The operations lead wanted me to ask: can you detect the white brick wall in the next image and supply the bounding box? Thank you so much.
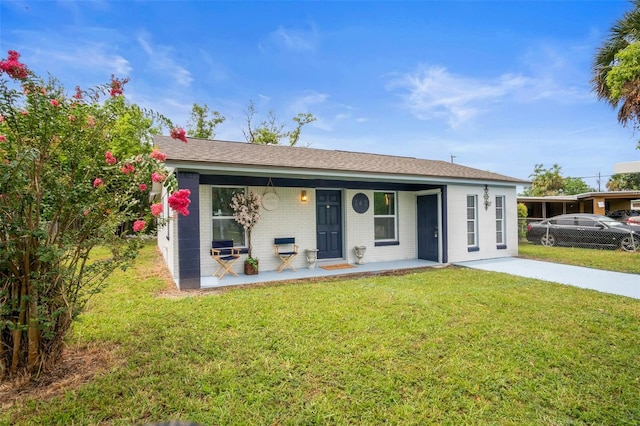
[343,189,417,264]
[446,184,519,263]
[200,185,318,276]
[156,187,179,284]
[160,183,519,280]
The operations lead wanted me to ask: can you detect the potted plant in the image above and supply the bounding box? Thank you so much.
[230,191,262,275]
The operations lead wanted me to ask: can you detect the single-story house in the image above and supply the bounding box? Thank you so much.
[154,136,528,290]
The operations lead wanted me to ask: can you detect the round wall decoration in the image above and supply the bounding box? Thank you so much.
[262,192,279,211]
[352,193,369,214]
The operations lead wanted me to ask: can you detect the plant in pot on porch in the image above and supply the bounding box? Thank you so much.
[230,191,262,275]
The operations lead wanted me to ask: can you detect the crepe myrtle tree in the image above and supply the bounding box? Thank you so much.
[0,50,191,379]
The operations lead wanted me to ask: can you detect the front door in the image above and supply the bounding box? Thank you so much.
[316,190,343,259]
[417,194,439,262]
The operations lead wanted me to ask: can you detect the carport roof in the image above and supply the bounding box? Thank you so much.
[154,136,528,184]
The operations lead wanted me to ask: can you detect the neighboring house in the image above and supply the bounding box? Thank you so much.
[519,191,640,222]
[155,136,528,290]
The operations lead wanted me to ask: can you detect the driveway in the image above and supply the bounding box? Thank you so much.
[456,257,640,300]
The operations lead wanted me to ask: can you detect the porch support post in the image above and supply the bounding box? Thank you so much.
[176,172,201,290]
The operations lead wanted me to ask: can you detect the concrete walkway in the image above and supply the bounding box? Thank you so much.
[456,257,640,300]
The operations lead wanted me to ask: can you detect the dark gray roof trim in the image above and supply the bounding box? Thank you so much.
[154,136,528,184]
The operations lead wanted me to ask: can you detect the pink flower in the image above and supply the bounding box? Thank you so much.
[105,151,117,165]
[69,115,76,122]
[0,50,29,80]
[93,178,104,188]
[170,127,188,143]
[139,183,147,191]
[151,203,163,217]
[151,171,166,183]
[50,99,59,107]
[168,189,191,216]
[0,115,4,122]
[133,220,146,233]
[109,75,128,97]
[88,116,95,127]
[21,111,28,116]
[121,163,135,174]
[150,149,167,161]
[0,135,5,142]
[74,86,82,99]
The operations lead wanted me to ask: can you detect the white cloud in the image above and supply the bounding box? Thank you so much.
[387,65,529,128]
[53,44,132,76]
[266,24,319,52]
[137,33,193,87]
[516,41,593,104]
[289,91,329,113]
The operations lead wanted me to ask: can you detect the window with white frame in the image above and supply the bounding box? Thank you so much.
[374,191,397,241]
[467,195,478,248]
[211,186,246,245]
[495,195,506,246]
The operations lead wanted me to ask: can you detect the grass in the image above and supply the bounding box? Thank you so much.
[518,240,640,274]
[2,242,639,425]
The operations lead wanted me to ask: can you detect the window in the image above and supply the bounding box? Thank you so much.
[212,187,246,245]
[374,191,397,242]
[467,195,478,249]
[495,195,506,248]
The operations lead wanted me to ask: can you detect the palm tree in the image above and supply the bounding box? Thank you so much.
[591,0,640,126]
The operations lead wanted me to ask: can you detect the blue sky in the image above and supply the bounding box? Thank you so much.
[2,1,639,190]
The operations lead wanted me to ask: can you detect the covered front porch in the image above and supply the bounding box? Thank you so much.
[199,258,440,289]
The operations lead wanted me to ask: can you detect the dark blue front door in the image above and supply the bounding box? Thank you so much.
[316,190,342,259]
[417,194,439,262]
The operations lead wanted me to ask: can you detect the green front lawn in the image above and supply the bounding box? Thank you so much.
[518,240,640,274]
[3,243,639,425]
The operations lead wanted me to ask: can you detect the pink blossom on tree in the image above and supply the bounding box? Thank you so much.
[170,127,188,143]
[105,151,117,165]
[109,75,128,97]
[151,203,163,217]
[151,171,166,182]
[93,178,104,188]
[168,189,191,216]
[150,149,167,161]
[133,220,146,232]
[0,50,28,79]
[121,162,135,174]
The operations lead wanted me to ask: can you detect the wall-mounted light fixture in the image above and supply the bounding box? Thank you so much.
[300,190,308,203]
[483,185,492,210]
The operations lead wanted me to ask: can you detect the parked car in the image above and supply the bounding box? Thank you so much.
[526,213,640,252]
[607,209,640,226]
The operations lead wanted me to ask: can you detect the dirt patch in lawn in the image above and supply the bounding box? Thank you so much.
[0,343,124,411]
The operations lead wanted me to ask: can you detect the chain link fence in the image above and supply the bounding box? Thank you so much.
[521,216,639,252]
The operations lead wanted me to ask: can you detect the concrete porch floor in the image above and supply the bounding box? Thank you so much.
[201,259,440,289]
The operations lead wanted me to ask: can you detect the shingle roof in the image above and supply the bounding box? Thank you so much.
[154,136,528,184]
